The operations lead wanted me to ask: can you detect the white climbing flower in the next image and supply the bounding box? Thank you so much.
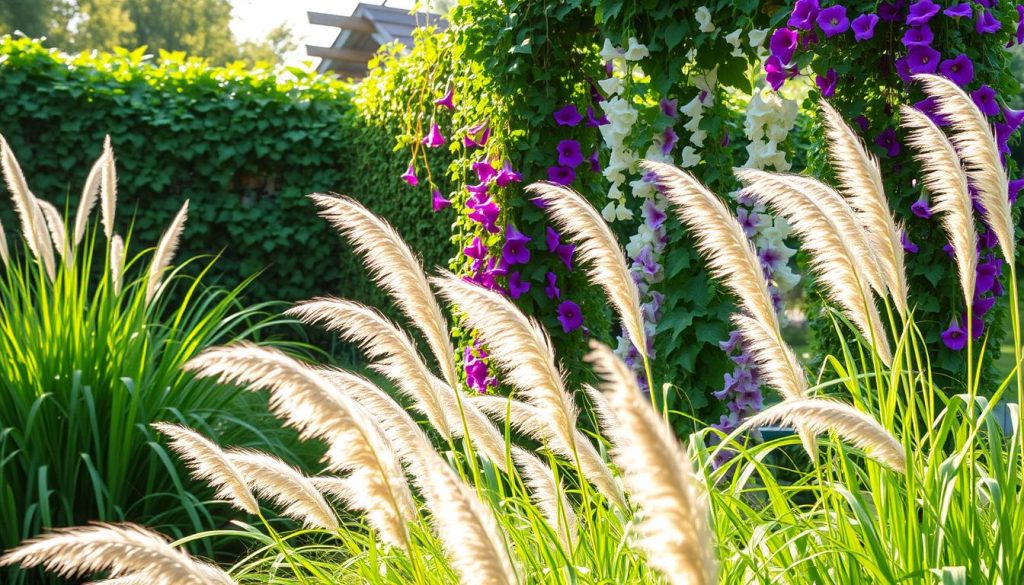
[696,6,715,32]
[624,37,649,61]
[680,146,701,168]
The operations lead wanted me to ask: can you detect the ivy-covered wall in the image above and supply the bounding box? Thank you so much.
[0,36,454,307]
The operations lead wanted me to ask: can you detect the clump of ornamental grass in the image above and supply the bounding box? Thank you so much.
[5,73,1024,585]
[0,136,303,584]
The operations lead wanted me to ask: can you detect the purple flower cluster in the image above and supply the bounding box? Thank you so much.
[712,331,764,437]
[547,104,605,185]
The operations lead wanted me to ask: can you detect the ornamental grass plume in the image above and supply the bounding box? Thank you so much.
[818,99,909,316]
[587,341,717,585]
[0,135,55,280]
[36,199,69,262]
[225,449,340,531]
[0,523,234,585]
[109,234,125,295]
[73,145,106,246]
[146,200,189,304]
[100,135,117,241]
[185,344,414,549]
[736,167,893,365]
[310,193,460,390]
[511,446,578,549]
[0,219,8,266]
[900,106,978,305]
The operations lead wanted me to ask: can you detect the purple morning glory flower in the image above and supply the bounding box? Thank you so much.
[401,164,418,186]
[660,98,678,118]
[902,24,934,46]
[432,190,451,212]
[434,87,455,110]
[875,128,901,157]
[943,242,956,259]
[759,246,785,273]
[588,149,601,172]
[1004,107,1024,132]
[495,160,522,186]
[854,115,870,132]
[473,160,496,183]
[545,226,560,252]
[737,207,762,237]
[977,261,999,293]
[508,271,530,299]
[901,232,919,253]
[941,320,968,350]
[939,54,974,86]
[1017,5,1024,44]
[422,122,445,148]
[788,0,820,30]
[548,165,576,185]
[463,236,487,260]
[765,55,791,91]
[502,224,531,265]
[906,44,940,74]
[916,96,949,126]
[943,3,972,18]
[980,228,999,250]
[972,85,1000,116]
[1009,178,1024,204]
[553,104,583,127]
[557,140,584,168]
[556,243,575,270]
[906,0,940,25]
[974,294,996,316]
[976,9,1001,34]
[816,68,838,97]
[770,28,799,64]
[544,271,560,299]
[719,330,742,353]
[661,127,679,155]
[895,57,914,83]
[911,197,932,218]
[851,13,880,40]
[995,122,1014,155]
[468,197,500,233]
[557,300,583,333]
[816,5,849,36]
[586,106,610,127]
[642,199,667,230]
[466,182,489,200]
[463,121,490,148]
[879,1,905,21]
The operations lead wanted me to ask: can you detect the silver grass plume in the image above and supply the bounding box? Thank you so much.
[226,449,339,530]
[511,446,578,549]
[901,106,978,304]
[287,298,452,440]
[915,74,1014,264]
[435,375,511,472]
[737,398,906,474]
[0,218,8,267]
[472,394,625,507]
[151,422,259,515]
[185,344,414,549]
[0,523,234,585]
[432,275,580,460]
[310,193,459,389]
[419,452,520,585]
[74,147,106,247]
[819,99,909,315]
[587,342,717,585]
[737,168,893,365]
[146,200,188,304]
[527,182,647,358]
[110,234,125,296]
[0,135,55,280]
[36,198,69,262]
[100,136,117,241]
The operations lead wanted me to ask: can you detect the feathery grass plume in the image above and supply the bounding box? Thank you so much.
[915,74,1014,264]
[100,136,117,241]
[472,394,625,507]
[310,193,459,389]
[0,135,55,280]
[0,218,8,266]
[419,452,520,585]
[310,476,355,503]
[737,398,906,474]
[146,200,188,304]
[819,99,909,316]
[432,274,582,452]
[226,449,339,530]
[151,422,259,515]
[434,377,511,472]
[74,147,106,247]
[901,106,978,304]
[587,341,717,585]
[287,298,452,440]
[737,168,893,365]
[511,446,578,549]
[110,234,125,295]
[89,574,149,585]
[645,162,809,401]
[36,199,69,262]
[0,523,235,585]
[185,344,414,548]
[527,182,647,358]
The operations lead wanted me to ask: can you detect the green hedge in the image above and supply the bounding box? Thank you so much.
[0,37,453,307]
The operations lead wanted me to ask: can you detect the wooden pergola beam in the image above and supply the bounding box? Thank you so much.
[307,11,376,33]
[305,45,376,64]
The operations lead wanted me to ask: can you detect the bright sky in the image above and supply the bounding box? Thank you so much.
[229,0,416,68]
